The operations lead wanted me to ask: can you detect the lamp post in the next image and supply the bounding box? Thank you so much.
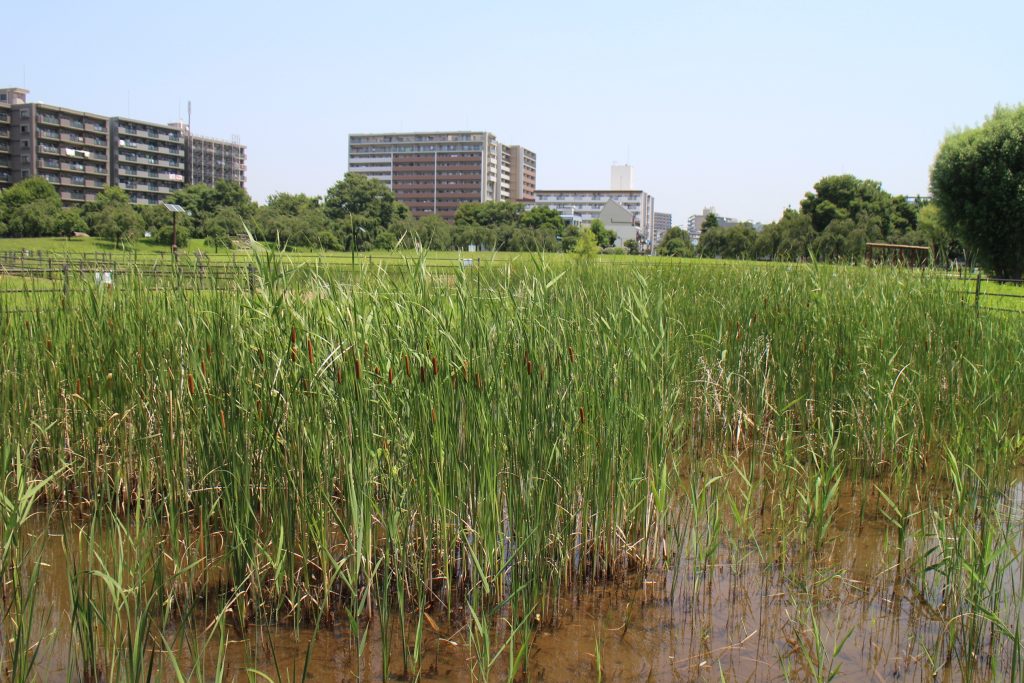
[163,203,186,262]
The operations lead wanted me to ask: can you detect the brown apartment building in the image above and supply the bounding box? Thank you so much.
[0,87,246,204]
[347,131,536,220]
[3,88,111,203]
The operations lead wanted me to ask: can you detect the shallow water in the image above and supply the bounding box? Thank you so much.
[17,477,1024,682]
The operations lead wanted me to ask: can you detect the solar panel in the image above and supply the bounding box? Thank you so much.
[163,203,186,213]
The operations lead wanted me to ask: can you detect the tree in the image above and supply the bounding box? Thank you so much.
[0,178,64,237]
[914,203,956,263]
[204,207,244,251]
[931,104,1024,278]
[624,239,640,255]
[55,208,87,239]
[698,223,757,260]
[519,206,565,232]
[455,201,523,227]
[574,226,599,258]
[657,227,694,257]
[324,173,407,251]
[800,174,911,238]
[84,186,143,247]
[94,204,143,248]
[701,211,720,231]
[588,219,617,248]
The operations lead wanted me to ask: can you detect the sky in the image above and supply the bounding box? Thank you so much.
[5,0,1023,224]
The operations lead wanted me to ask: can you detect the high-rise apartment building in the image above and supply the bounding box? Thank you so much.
[187,134,247,188]
[0,89,14,189]
[347,131,536,219]
[171,123,247,189]
[610,164,634,191]
[653,211,673,245]
[110,117,186,205]
[0,88,245,205]
[4,88,111,204]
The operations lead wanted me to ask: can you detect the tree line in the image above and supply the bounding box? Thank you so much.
[0,173,621,254]
[656,175,952,264]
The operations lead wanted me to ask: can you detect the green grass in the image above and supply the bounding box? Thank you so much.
[2,255,1024,680]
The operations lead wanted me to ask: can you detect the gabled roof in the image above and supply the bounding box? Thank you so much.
[598,200,636,225]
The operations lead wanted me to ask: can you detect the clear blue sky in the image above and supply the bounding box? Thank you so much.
[5,0,1022,224]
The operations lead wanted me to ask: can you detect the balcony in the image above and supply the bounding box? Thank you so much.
[37,128,60,140]
[38,114,60,125]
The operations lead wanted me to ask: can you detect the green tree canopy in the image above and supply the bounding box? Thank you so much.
[324,173,408,250]
[0,178,64,237]
[698,223,757,260]
[931,104,1024,278]
[657,226,694,257]
[800,174,912,238]
[455,201,524,227]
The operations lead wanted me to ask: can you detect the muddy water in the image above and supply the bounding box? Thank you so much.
[18,478,1024,682]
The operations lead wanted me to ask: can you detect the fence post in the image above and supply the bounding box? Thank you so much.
[248,263,256,295]
[975,272,982,311]
[63,264,70,298]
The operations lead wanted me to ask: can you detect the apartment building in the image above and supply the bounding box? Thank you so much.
[3,88,111,204]
[347,131,536,219]
[187,134,246,188]
[0,87,245,205]
[686,207,740,243]
[0,89,14,189]
[534,189,656,244]
[110,117,187,205]
[653,211,673,245]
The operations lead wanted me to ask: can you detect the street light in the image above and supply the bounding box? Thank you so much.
[163,203,186,260]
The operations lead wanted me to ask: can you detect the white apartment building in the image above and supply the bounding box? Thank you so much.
[534,189,656,245]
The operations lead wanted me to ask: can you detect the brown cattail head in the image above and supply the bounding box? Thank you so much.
[220,409,226,432]
[307,338,314,364]
[579,406,585,423]
[388,367,394,384]
[290,327,296,345]
[290,346,297,363]
[569,346,575,362]
[336,366,343,384]
[432,356,438,376]
[187,373,196,396]
[431,408,436,423]
[354,358,361,381]
[46,338,52,351]
[258,348,265,364]
[76,378,81,395]
[404,355,411,377]
[527,360,533,376]
[475,372,482,390]
[420,366,426,384]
